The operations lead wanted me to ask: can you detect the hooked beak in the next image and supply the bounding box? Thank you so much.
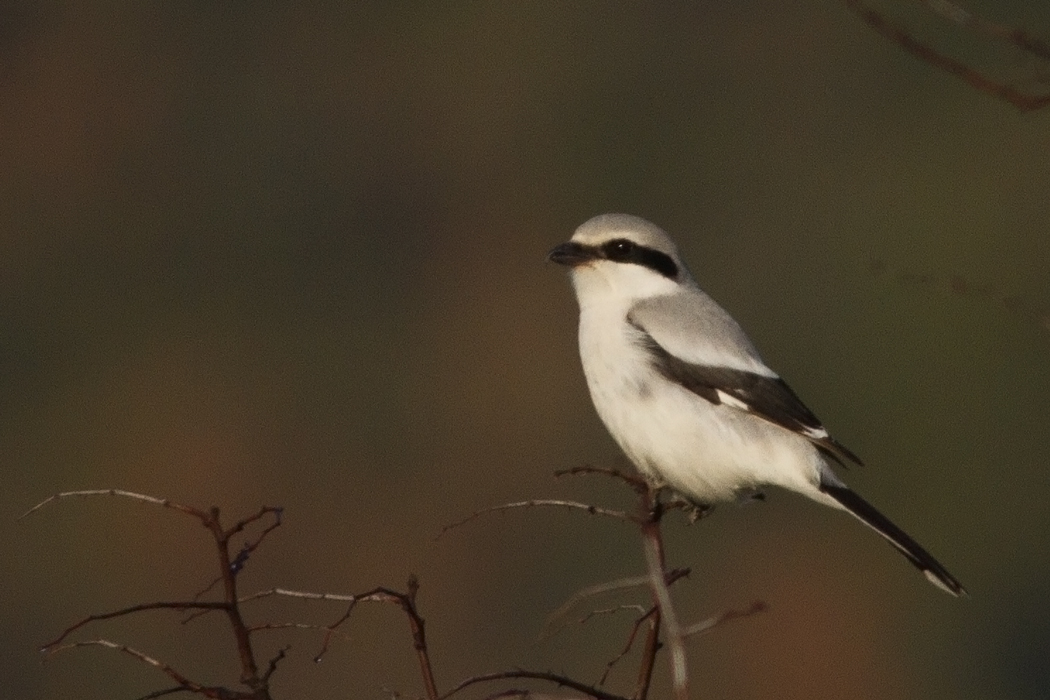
[548,241,597,267]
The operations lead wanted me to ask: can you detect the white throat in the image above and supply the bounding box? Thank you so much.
[570,261,681,311]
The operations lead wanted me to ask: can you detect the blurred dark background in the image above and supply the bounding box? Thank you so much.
[4,2,1050,698]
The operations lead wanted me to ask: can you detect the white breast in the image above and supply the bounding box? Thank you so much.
[576,298,823,503]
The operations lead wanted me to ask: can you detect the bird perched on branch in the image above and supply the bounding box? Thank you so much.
[549,213,965,596]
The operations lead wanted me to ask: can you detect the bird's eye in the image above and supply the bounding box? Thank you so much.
[603,239,635,260]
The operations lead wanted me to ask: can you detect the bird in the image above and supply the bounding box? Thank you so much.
[548,213,965,596]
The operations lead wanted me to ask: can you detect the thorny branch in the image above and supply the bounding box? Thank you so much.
[30,470,765,700]
[27,491,286,699]
[26,489,447,700]
[441,469,765,700]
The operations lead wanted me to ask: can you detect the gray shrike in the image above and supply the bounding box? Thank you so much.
[549,213,964,596]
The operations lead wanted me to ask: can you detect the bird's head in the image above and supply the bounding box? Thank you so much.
[549,213,695,305]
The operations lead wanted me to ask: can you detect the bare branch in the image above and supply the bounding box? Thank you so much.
[33,472,761,700]
[640,528,687,700]
[47,639,245,699]
[313,600,360,663]
[29,495,287,697]
[541,568,690,641]
[42,601,228,651]
[189,576,223,607]
[575,605,649,627]
[682,601,768,639]
[439,670,631,700]
[596,606,656,688]
[224,506,283,542]
[134,687,194,700]
[405,575,441,700]
[185,507,284,623]
[633,607,660,700]
[21,490,207,521]
[540,576,649,640]
[261,646,290,684]
[553,466,649,493]
[225,506,284,575]
[254,582,438,698]
[194,506,261,690]
[235,585,409,663]
[438,500,633,540]
[240,586,395,605]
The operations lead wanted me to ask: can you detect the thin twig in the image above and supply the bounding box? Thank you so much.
[21,490,207,520]
[541,568,690,641]
[596,606,656,687]
[247,622,352,638]
[189,576,223,608]
[553,466,650,494]
[225,506,284,575]
[188,507,284,619]
[234,584,407,662]
[260,582,438,698]
[314,600,361,662]
[633,606,660,700]
[479,692,584,700]
[681,600,768,639]
[540,576,649,640]
[439,670,631,700]
[438,499,633,540]
[261,646,290,684]
[576,604,648,627]
[134,687,194,700]
[223,506,283,542]
[42,602,229,651]
[239,587,366,604]
[47,639,243,699]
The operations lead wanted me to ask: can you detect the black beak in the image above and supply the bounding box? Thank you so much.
[548,241,596,267]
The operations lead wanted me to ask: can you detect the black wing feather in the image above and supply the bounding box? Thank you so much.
[630,322,863,467]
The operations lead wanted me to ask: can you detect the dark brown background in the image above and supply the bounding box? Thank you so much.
[4,2,1049,698]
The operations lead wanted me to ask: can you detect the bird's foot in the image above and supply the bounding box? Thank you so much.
[663,494,715,523]
[640,473,668,491]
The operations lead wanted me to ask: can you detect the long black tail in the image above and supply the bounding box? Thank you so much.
[820,482,967,597]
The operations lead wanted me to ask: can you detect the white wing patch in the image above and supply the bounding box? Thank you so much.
[717,390,831,440]
[802,426,830,440]
[715,390,751,411]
